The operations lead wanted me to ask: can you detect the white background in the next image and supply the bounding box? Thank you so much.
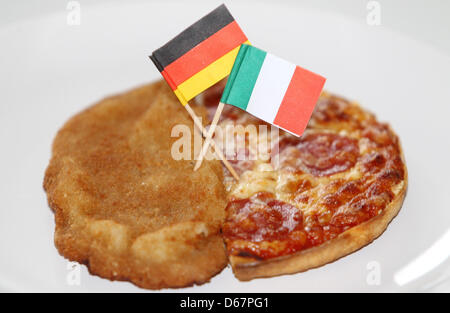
[2,0,450,55]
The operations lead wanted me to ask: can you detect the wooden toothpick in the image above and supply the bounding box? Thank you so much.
[194,101,225,171]
[184,103,239,181]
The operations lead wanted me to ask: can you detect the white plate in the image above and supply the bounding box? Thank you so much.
[0,0,449,292]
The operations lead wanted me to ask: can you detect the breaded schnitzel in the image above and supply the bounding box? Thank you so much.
[44,81,228,289]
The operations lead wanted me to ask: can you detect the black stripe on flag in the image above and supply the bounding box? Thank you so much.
[150,4,234,71]
[149,54,164,72]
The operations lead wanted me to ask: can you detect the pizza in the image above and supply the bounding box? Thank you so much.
[199,82,407,281]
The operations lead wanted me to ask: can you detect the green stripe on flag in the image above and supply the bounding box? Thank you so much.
[221,44,266,110]
[221,45,248,103]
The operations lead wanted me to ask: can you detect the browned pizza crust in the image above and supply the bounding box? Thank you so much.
[230,155,407,281]
[44,81,228,289]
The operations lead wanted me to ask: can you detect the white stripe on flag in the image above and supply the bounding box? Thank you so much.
[245,53,296,123]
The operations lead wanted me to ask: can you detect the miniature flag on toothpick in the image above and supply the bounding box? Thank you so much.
[149,4,245,181]
[194,44,326,170]
[150,4,250,105]
[221,44,326,137]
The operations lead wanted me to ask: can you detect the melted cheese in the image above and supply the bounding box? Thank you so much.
[229,163,277,198]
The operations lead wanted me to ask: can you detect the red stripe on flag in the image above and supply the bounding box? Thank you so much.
[164,21,248,87]
[273,66,326,136]
[161,70,177,90]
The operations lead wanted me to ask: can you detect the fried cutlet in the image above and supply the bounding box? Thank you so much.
[43,81,228,289]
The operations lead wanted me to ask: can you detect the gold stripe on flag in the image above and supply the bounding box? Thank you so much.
[174,41,250,105]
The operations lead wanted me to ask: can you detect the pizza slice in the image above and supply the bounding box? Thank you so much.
[200,85,407,280]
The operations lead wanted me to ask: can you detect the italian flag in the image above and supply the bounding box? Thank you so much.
[221,44,326,137]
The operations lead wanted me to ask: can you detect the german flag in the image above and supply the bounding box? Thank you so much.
[150,4,249,105]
